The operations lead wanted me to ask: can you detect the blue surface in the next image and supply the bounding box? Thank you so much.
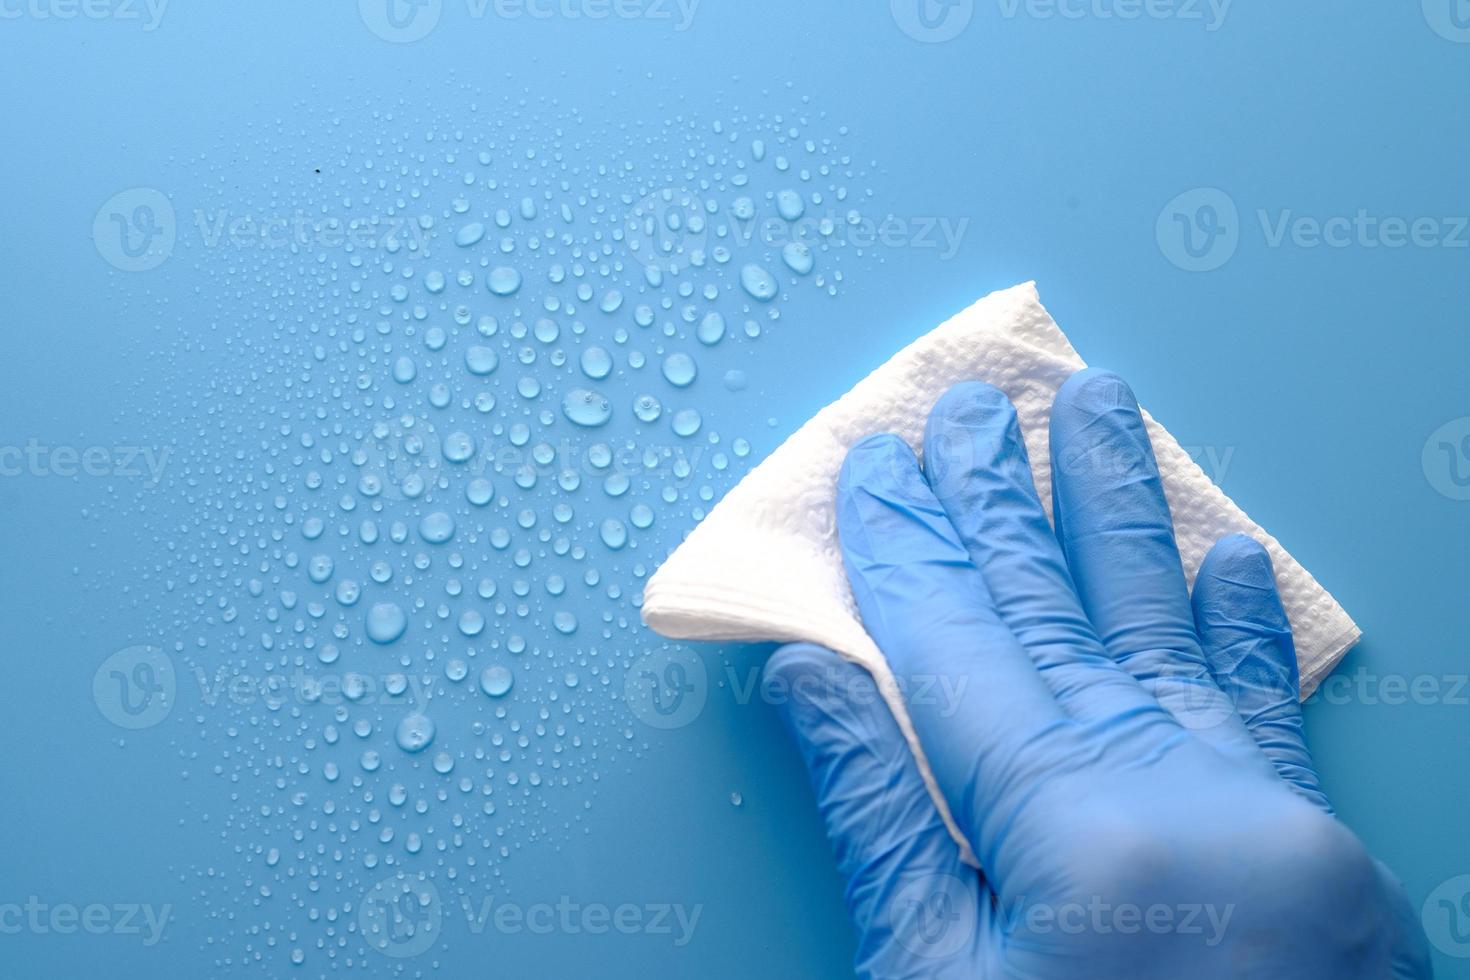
[2,3,1468,977]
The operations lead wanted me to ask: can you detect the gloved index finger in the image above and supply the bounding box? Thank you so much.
[838,433,1071,863]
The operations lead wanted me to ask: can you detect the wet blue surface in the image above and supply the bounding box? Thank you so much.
[2,3,1468,977]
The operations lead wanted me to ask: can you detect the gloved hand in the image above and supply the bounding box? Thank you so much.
[764,369,1430,980]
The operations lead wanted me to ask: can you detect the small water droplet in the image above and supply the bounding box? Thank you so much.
[781,242,814,275]
[480,665,514,697]
[580,346,613,380]
[697,312,726,346]
[419,511,456,544]
[455,222,486,247]
[662,352,697,388]
[739,263,777,302]
[562,388,612,427]
[395,713,435,753]
[366,602,407,644]
[466,346,499,376]
[487,266,522,296]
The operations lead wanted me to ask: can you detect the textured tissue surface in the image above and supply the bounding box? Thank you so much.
[641,282,1360,866]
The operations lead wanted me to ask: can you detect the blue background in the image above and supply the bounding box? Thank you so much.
[3,1,1468,977]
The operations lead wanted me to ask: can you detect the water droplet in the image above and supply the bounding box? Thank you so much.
[487,266,522,296]
[633,394,662,422]
[580,346,612,380]
[466,346,499,376]
[458,610,485,636]
[697,312,726,346]
[443,431,476,463]
[392,356,417,383]
[395,713,435,753]
[672,408,702,437]
[739,263,777,302]
[479,665,514,698]
[781,242,814,275]
[776,189,805,221]
[466,477,494,506]
[662,352,697,388]
[562,388,612,427]
[455,222,486,247]
[308,554,334,584]
[600,518,628,550]
[366,602,407,644]
[419,512,456,544]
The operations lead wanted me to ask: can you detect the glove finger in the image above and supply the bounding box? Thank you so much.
[923,381,1175,731]
[838,433,1071,862]
[1049,368,1265,763]
[1191,534,1333,812]
[764,643,987,973]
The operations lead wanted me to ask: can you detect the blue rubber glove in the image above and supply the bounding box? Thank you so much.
[765,370,1430,980]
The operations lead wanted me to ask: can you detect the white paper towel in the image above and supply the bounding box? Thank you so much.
[641,281,1360,867]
